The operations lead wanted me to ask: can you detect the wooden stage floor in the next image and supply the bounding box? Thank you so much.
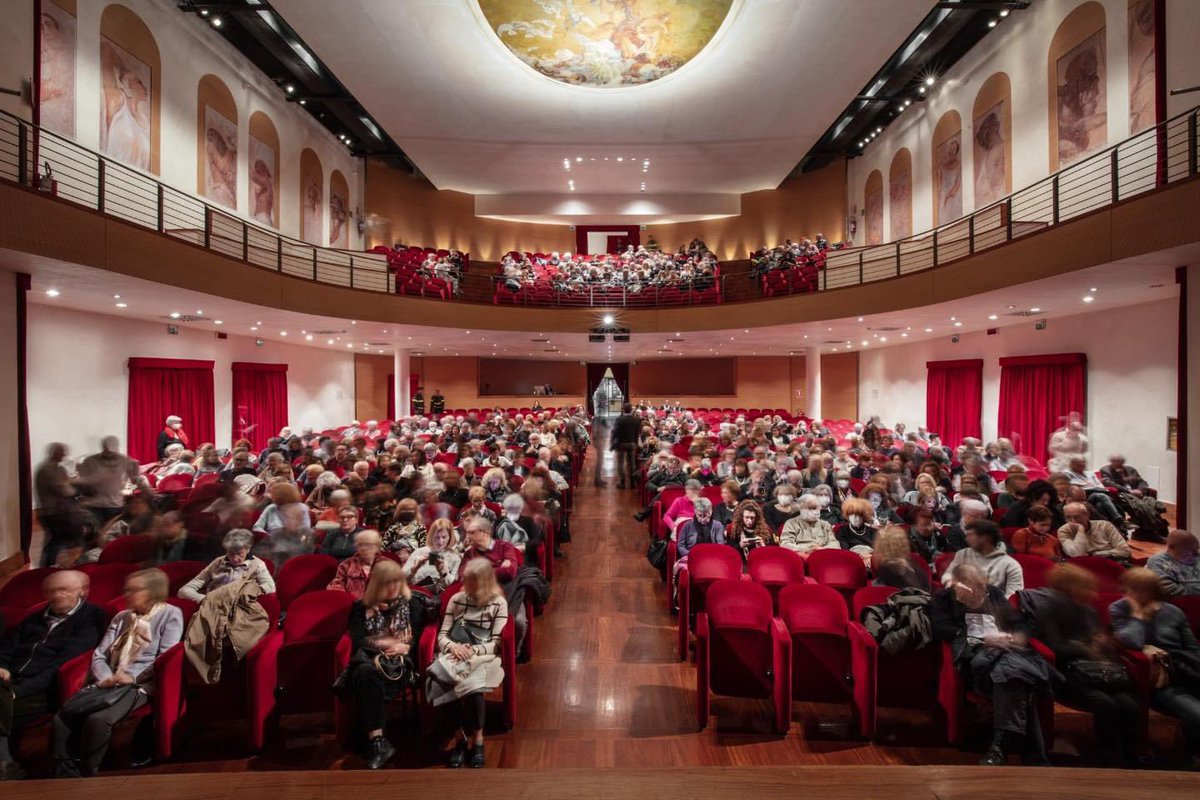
[7,447,1195,789]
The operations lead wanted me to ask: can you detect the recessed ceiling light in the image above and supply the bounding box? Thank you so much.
[988,314,998,320]
[857,316,863,322]
[169,312,181,319]
[211,16,223,27]
[115,302,127,308]
[1088,287,1098,292]
[113,294,121,299]
[256,321,262,325]
[880,336,887,342]
[214,320,223,325]
[925,327,933,332]
[1082,296,1094,303]
[954,322,963,327]
[45,288,60,297]
[999,8,1010,16]
[1030,307,1041,312]
[861,340,869,346]
[602,314,614,325]
[250,326,258,331]
[327,339,334,345]
[950,316,956,321]
[346,343,353,348]
[925,76,936,86]
[900,333,907,337]
[988,19,997,27]
[280,331,287,336]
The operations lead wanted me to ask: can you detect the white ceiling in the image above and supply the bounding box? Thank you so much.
[15,248,1184,365]
[269,0,932,221]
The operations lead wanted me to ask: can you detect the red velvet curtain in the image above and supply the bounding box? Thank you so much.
[997,353,1087,466]
[232,363,288,450]
[926,359,983,450]
[127,358,215,463]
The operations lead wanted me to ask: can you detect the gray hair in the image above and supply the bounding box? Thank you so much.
[958,498,989,519]
[799,493,821,510]
[501,493,525,512]
[693,497,713,514]
[222,529,255,553]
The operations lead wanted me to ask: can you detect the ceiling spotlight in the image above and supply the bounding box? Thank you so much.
[988,19,998,28]
[861,340,869,347]
[575,156,582,162]
[285,84,295,94]
[925,327,933,332]
[1089,287,1098,292]
[954,322,963,327]
[115,302,127,308]
[1030,307,1041,312]
[169,312,181,319]
[1082,295,1094,303]
[904,99,912,107]
[280,331,288,336]
[602,314,614,325]
[880,336,888,342]
[924,76,936,86]
[214,320,223,325]
[250,326,258,331]
[195,309,203,315]
[113,294,121,299]
[327,339,334,345]
[918,85,927,95]
[988,314,998,320]
[45,288,60,297]
[1000,8,1010,17]
[211,16,222,27]
[875,127,883,134]
[199,8,209,15]
[299,99,306,106]
[617,157,623,162]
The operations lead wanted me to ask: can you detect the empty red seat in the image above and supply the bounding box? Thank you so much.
[805,549,868,611]
[274,553,339,610]
[747,547,807,612]
[1011,553,1055,589]
[677,543,744,661]
[696,579,791,733]
[852,586,944,730]
[778,583,876,737]
[159,560,207,595]
[98,535,159,565]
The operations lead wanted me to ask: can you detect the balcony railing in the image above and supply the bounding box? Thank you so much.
[0,109,393,293]
[489,274,724,307]
[763,104,1200,295]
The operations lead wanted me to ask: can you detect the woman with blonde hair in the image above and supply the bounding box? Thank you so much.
[339,559,428,769]
[871,525,929,590]
[464,485,496,523]
[481,467,508,504]
[52,569,183,776]
[383,497,426,558]
[427,559,508,769]
[403,518,462,593]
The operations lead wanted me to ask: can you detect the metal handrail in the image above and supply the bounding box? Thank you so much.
[0,109,393,294]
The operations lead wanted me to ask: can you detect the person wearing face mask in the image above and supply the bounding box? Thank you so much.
[836,497,878,559]
[1146,530,1200,596]
[156,415,189,460]
[728,500,774,560]
[764,483,803,532]
[481,467,509,504]
[715,448,738,480]
[808,483,841,525]
[496,493,543,567]
[383,498,427,559]
[910,487,948,525]
[863,486,900,525]
[780,494,838,554]
[674,498,727,575]
[662,480,704,537]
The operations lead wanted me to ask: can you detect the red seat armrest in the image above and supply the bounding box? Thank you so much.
[770,618,792,734]
[847,621,878,738]
[245,630,283,750]
[58,650,92,703]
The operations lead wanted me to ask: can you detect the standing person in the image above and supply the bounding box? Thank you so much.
[430,389,446,417]
[75,436,146,527]
[156,415,189,460]
[590,415,609,488]
[412,387,425,417]
[610,404,641,490]
[35,442,80,568]
[0,571,107,780]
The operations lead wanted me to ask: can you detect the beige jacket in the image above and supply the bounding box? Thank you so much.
[1057,520,1130,560]
[183,574,269,684]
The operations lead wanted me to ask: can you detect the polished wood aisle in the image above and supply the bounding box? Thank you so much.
[10,447,1195,781]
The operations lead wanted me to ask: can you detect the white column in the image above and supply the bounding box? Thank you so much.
[393,349,411,422]
[1186,265,1200,531]
[806,346,822,421]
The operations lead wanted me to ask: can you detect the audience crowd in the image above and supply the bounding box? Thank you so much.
[499,240,719,297]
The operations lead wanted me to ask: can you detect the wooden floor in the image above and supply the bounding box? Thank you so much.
[9,447,1198,792]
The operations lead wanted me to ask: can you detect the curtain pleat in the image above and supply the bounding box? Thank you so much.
[231,363,288,450]
[926,360,983,450]
[997,355,1086,466]
[127,359,215,463]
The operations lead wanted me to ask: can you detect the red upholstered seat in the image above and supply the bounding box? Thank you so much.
[852,586,943,729]
[159,560,207,595]
[156,473,194,495]
[778,583,876,737]
[193,471,219,488]
[1011,553,1055,589]
[1168,595,1200,636]
[747,546,807,612]
[245,590,354,749]
[274,553,339,610]
[695,580,791,733]
[805,549,868,613]
[677,543,744,660]
[75,562,139,604]
[0,567,59,609]
[98,534,159,565]
[1069,555,1127,593]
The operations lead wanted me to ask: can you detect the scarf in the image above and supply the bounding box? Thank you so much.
[110,602,165,674]
[163,427,189,448]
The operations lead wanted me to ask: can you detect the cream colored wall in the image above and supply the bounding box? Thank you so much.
[0,266,23,562]
[0,0,33,119]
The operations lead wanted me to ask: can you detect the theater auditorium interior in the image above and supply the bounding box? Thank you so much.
[2,0,1200,796]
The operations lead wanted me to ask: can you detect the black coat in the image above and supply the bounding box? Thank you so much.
[610,414,641,448]
[0,602,107,697]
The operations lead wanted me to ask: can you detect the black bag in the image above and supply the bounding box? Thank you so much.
[1169,650,1200,689]
[1067,659,1131,692]
[58,684,138,716]
[448,617,493,646]
[646,539,667,573]
[331,649,417,697]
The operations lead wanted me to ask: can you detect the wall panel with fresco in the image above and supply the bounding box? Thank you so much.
[931,110,963,227]
[197,73,237,210]
[972,72,1012,210]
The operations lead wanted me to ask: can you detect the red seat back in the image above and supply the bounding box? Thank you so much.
[1011,553,1056,589]
[747,547,806,611]
[76,562,139,603]
[276,590,354,715]
[156,473,194,494]
[0,567,59,608]
[283,590,354,643]
[159,560,207,594]
[1070,555,1126,594]
[806,549,867,590]
[705,580,775,699]
[851,585,897,621]
[778,583,852,700]
[98,534,158,565]
[275,554,339,610]
[1168,596,1200,636]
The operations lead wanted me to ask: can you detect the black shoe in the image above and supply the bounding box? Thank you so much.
[0,762,27,781]
[469,743,485,768]
[447,739,468,769]
[366,736,394,770]
[633,510,649,523]
[979,744,1006,766]
[53,759,82,779]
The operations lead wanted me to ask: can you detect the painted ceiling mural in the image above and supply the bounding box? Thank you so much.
[478,0,733,87]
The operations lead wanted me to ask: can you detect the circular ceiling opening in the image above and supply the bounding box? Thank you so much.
[478,0,734,87]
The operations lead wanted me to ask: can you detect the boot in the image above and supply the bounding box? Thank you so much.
[447,737,468,769]
[366,736,394,770]
[979,731,1007,766]
[469,742,486,768]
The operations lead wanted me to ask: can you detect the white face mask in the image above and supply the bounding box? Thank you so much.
[818,496,831,508]
[848,514,864,527]
[868,495,882,508]
[800,509,819,522]
[777,494,794,506]
[505,511,521,521]
[836,478,850,488]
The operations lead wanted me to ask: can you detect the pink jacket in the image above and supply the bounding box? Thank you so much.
[663,495,696,535]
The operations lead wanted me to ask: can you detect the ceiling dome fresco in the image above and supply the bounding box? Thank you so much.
[478,0,734,87]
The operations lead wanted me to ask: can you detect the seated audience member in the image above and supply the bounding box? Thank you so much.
[1002,479,1064,530]
[953,475,992,517]
[836,497,879,559]
[812,483,842,525]
[872,525,930,591]
[907,509,956,564]
[674,498,727,574]
[402,518,462,594]
[1110,567,1200,767]
[495,493,543,569]
[459,518,521,585]
[1099,453,1168,543]
[941,520,1024,598]
[727,500,774,561]
[52,569,184,777]
[150,511,197,565]
[419,488,455,528]
[997,473,1029,509]
[481,468,508,504]
[931,563,1050,766]
[711,480,742,527]
[321,505,365,560]
[1146,530,1200,596]
[1058,502,1130,561]
[779,494,838,555]
[0,571,107,780]
[427,559,509,769]
[1063,457,1127,531]
[797,455,831,490]
[1099,454,1150,496]
[178,529,275,602]
[383,498,427,559]
[986,439,1021,472]
[338,559,427,770]
[252,481,313,568]
[861,483,900,525]
[329,530,386,600]
[663,480,704,537]
[633,457,688,522]
[1032,565,1146,767]
[1010,506,1065,561]
[764,484,802,532]
[316,488,353,524]
[463,486,497,524]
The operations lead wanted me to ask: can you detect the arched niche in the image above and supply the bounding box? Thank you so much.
[888,148,912,240]
[864,169,883,246]
[248,111,280,227]
[971,72,1012,209]
[99,3,161,173]
[329,168,350,248]
[1048,1,1107,170]
[197,73,238,209]
[931,109,963,226]
[299,147,324,245]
